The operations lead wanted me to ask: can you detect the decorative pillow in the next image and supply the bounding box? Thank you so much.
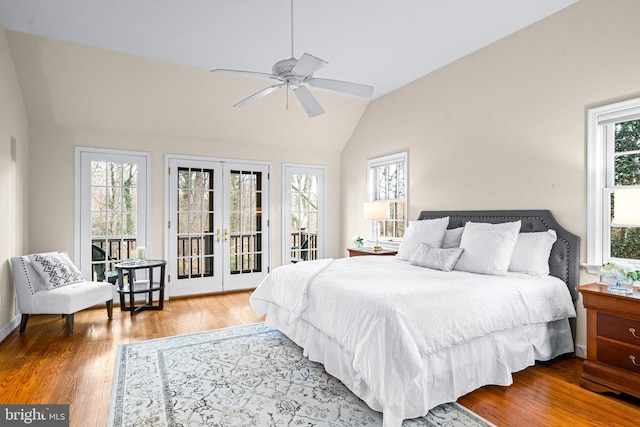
[28,252,85,290]
[453,221,521,276]
[508,230,557,276]
[396,217,449,261]
[441,227,464,249]
[410,243,464,272]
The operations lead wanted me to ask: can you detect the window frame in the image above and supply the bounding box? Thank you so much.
[366,151,408,247]
[587,97,640,273]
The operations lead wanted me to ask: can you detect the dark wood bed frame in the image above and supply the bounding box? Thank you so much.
[417,210,581,303]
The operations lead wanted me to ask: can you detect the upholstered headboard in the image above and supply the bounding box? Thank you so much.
[417,210,581,302]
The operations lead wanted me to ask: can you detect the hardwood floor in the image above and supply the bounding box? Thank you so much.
[1,290,639,426]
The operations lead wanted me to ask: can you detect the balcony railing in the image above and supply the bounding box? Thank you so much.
[291,229,317,263]
[91,238,137,283]
[92,230,319,283]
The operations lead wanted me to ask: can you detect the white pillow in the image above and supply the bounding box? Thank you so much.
[441,227,464,249]
[396,217,449,261]
[410,243,464,272]
[508,230,557,276]
[454,221,521,275]
[28,252,85,290]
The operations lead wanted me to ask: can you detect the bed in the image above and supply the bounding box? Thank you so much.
[250,210,580,427]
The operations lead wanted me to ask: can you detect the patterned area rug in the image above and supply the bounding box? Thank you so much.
[108,323,496,427]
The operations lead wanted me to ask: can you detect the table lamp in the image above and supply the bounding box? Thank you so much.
[364,201,389,251]
[613,188,640,225]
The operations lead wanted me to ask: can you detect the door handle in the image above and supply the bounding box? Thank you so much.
[216,229,221,243]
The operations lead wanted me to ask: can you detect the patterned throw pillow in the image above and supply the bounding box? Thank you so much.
[410,243,464,272]
[28,252,85,290]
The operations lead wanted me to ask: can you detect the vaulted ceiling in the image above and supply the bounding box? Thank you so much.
[0,0,578,151]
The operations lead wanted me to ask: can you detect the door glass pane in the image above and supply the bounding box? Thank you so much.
[290,173,319,263]
[90,161,138,284]
[229,170,262,274]
[176,167,215,279]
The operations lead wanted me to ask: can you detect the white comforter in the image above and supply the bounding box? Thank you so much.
[250,256,576,424]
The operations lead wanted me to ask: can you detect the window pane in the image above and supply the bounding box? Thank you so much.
[610,119,640,261]
[614,153,640,186]
[370,157,407,239]
[611,227,640,260]
[614,120,640,153]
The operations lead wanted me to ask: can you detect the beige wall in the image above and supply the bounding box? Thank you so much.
[341,0,640,350]
[0,23,29,333]
[0,26,353,336]
[5,0,640,350]
[3,30,356,295]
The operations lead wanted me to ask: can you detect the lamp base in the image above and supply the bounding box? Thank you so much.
[373,246,382,252]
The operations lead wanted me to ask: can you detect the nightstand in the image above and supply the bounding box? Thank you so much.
[577,283,640,398]
[347,247,398,257]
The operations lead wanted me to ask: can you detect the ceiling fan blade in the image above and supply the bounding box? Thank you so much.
[294,85,324,118]
[211,68,281,82]
[306,77,374,99]
[234,84,283,108]
[292,53,328,77]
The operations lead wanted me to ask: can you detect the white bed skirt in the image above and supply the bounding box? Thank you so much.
[262,303,574,427]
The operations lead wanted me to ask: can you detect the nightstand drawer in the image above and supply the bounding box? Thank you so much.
[597,339,640,374]
[597,313,640,346]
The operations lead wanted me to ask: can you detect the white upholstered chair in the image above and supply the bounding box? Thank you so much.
[11,252,114,336]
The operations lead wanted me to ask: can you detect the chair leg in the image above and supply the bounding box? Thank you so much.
[65,313,74,336]
[19,314,29,334]
[106,300,113,319]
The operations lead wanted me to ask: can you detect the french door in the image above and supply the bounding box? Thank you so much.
[167,157,269,296]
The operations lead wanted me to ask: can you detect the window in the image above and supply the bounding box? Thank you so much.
[367,152,407,245]
[587,97,640,273]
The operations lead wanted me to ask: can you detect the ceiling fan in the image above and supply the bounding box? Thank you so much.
[210,0,374,118]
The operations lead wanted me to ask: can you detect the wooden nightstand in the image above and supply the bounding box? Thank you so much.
[347,247,398,257]
[577,283,640,398]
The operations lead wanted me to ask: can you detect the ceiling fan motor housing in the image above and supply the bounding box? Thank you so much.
[273,58,302,78]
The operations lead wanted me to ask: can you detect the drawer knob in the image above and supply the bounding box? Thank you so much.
[631,355,640,367]
[630,328,640,339]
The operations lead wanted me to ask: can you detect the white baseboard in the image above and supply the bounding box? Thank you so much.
[575,344,587,358]
[0,316,21,342]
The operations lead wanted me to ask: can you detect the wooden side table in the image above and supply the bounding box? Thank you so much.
[347,247,398,257]
[577,282,640,398]
[115,260,167,316]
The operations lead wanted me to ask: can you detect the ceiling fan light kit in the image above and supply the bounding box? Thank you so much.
[210,0,374,118]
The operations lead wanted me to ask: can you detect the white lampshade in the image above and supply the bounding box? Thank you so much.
[364,201,389,220]
[613,188,640,225]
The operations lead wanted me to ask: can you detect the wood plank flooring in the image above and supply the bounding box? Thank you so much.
[0,290,639,426]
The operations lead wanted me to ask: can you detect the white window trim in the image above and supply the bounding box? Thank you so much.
[586,97,640,274]
[367,151,408,248]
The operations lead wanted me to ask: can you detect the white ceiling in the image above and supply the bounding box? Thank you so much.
[0,0,577,100]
